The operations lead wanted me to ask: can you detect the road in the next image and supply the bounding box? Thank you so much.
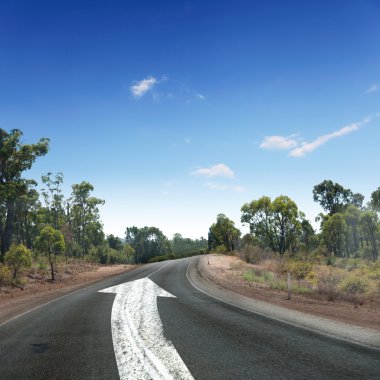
[1,257,379,379]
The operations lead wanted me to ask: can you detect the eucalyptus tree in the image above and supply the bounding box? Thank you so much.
[0,129,49,259]
[241,195,301,255]
[312,180,354,215]
[321,213,347,257]
[34,226,65,281]
[13,185,41,249]
[344,205,361,254]
[125,226,171,263]
[371,187,380,213]
[70,181,105,257]
[208,214,241,252]
[359,210,379,261]
[41,172,65,229]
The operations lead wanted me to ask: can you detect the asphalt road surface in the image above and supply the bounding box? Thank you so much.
[1,258,379,379]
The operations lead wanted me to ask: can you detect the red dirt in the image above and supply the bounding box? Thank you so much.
[0,264,135,324]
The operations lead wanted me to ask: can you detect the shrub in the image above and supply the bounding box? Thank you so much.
[243,270,275,284]
[316,266,346,301]
[148,254,176,263]
[238,245,275,264]
[338,275,370,295]
[0,263,11,287]
[214,245,228,254]
[278,260,313,280]
[269,279,287,291]
[4,244,32,282]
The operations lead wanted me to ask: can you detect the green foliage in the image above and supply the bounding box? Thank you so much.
[370,187,380,213]
[0,263,11,286]
[214,244,228,254]
[278,260,313,280]
[4,244,32,280]
[171,233,207,256]
[338,275,370,295]
[243,270,274,283]
[34,226,65,280]
[312,180,355,215]
[125,226,172,263]
[208,214,241,252]
[148,254,176,263]
[321,213,347,257]
[0,128,49,257]
[241,195,302,255]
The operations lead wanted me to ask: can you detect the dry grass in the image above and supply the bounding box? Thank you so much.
[238,247,380,305]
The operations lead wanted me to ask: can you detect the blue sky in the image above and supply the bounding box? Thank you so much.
[1,0,379,239]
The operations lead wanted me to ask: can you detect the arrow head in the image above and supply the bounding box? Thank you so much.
[98,277,176,298]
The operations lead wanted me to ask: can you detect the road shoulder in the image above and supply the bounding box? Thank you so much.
[0,264,136,325]
[187,256,380,349]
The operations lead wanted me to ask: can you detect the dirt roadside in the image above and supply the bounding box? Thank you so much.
[0,264,136,325]
[198,254,380,331]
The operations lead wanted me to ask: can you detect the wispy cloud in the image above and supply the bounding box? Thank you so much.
[289,119,369,157]
[205,182,246,193]
[364,84,378,94]
[260,117,371,158]
[196,93,205,100]
[191,163,234,178]
[184,137,191,144]
[260,135,299,150]
[131,76,157,98]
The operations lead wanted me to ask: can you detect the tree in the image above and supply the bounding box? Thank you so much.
[359,211,379,262]
[4,244,32,281]
[208,214,241,252]
[107,234,123,251]
[34,226,65,280]
[300,216,317,251]
[171,233,207,255]
[70,181,105,257]
[125,226,171,263]
[0,129,49,259]
[40,172,64,229]
[370,187,380,213]
[312,180,354,215]
[344,205,361,254]
[321,213,347,257]
[241,195,301,255]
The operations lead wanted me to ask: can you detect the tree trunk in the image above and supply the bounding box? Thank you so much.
[1,198,15,257]
[49,257,55,281]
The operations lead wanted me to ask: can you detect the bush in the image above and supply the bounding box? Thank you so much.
[0,263,11,287]
[148,255,175,263]
[316,266,346,300]
[278,260,313,280]
[338,275,370,296]
[238,245,275,264]
[4,244,32,282]
[214,245,228,254]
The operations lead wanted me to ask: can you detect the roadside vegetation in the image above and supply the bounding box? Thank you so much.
[207,180,380,306]
[0,128,206,290]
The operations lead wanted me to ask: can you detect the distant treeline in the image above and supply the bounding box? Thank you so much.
[0,128,207,281]
[207,180,380,261]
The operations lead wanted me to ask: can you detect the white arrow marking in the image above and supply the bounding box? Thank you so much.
[99,278,194,380]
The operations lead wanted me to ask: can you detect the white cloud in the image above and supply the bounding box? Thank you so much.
[196,93,205,100]
[191,163,234,178]
[205,182,246,193]
[260,135,299,150]
[130,76,157,98]
[260,117,371,158]
[364,84,378,94]
[289,118,370,157]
